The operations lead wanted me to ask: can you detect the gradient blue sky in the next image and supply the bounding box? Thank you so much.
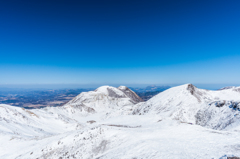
[0,0,240,87]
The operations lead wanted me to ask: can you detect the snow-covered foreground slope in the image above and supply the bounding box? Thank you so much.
[1,85,240,159]
[0,104,82,138]
[1,114,240,159]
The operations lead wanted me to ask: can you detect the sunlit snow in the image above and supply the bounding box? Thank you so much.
[0,84,240,159]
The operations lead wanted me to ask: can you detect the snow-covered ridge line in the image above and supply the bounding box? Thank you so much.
[1,84,240,158]
[133,83,240,130]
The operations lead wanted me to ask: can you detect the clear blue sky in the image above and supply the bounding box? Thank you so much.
[0,0,240,86]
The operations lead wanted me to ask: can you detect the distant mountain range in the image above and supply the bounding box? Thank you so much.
[130,85,171,92]
[131,85,171,101]
[0,85,170,108]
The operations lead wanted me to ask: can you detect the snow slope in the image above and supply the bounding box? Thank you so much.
[1,84,240,159]
[1,112,240,159]
[133,84,240,130]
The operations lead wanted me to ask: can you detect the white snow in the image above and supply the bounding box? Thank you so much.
[0,84,240,159]
[133,84,240,130]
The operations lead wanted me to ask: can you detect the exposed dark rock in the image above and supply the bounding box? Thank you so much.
[227,157,240,159]
[118,86,144,103]
[87,120,96,124]
[187,84,195,95]
[107,88,126,98]
[187,84,202,102]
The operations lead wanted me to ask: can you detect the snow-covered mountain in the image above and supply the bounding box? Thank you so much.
[0,86,143,137]
[133,84,240,130]
[61,85,143,118]
[66,85,143,109]
[1,84,240,159]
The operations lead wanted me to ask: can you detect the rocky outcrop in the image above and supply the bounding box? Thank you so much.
[118,86,144,103]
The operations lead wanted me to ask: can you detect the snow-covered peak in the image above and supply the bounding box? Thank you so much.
[64,85,143,115]
[218,86,236,90]
[218,86,240,93]
[95,85,126,98]
[133,83,240,130]
[233,86,240,93]
[118,86,128,90]
[94,85,112,93]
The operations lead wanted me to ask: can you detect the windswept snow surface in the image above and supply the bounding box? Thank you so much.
[1,85,240,159]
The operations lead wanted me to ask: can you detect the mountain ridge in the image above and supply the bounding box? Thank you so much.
[1,84,240,158]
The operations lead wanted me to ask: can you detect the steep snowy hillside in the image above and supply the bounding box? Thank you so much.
[1,84,240,159]
[133,84,240,130]
[196,100,240,130]
[0,104,82,138]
